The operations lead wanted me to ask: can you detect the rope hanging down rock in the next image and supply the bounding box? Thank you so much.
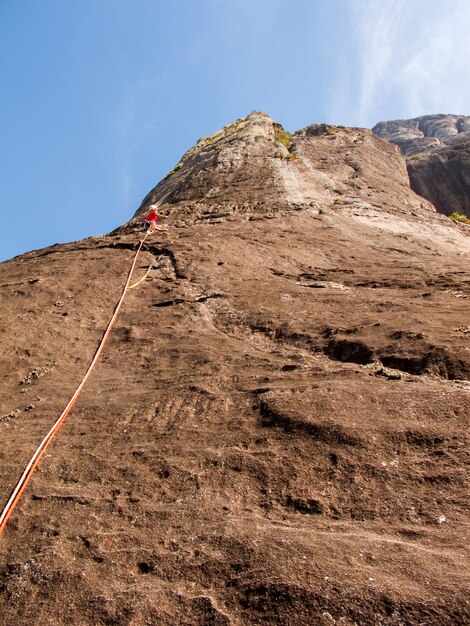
[0,232,150,535]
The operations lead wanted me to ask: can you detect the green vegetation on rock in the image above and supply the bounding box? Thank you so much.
[310,123,347,136]
[449,212,470,224]
[273,123,293,148]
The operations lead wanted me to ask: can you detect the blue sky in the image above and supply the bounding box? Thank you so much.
[1,0,469,261]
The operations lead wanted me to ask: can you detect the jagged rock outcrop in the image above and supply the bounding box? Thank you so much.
[1,112,469,625]
[373,114,470,217]
[372,114,470,156]
[129,112,431,228]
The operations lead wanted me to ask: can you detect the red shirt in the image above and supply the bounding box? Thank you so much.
[145,209,159,222]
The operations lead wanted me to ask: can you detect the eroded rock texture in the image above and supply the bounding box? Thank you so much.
[373,114,470,217]
[1,112,469,625]
[131,112,424,226]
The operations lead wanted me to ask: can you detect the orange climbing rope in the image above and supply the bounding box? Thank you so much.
[0,232,150,535]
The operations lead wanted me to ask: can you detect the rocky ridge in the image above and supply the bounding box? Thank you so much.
[373,114,470,217]
[1,112,469,625]
[130,112,431,227]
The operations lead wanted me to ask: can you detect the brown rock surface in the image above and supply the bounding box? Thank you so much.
[131,112,428,226]
[407,134,470,218]
[1,113,469,625]
[373,114,470,217]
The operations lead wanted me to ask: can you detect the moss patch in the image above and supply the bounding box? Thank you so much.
[273,123,293,149]
[449,212,470,225]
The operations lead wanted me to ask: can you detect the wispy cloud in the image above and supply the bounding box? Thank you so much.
[345,0,470,124]
[397,1,470,115]
[350,0,406,122]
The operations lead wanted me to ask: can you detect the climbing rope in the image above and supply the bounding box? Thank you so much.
[127,265,152,290]
[0,232,150,535]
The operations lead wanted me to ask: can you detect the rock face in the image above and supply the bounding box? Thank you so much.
[1,112,470,625]
[372,114,470,156]
[373,114,470,217]
[131,112,426,226]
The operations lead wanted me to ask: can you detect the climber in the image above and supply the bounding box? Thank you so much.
[144,205,165,233]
